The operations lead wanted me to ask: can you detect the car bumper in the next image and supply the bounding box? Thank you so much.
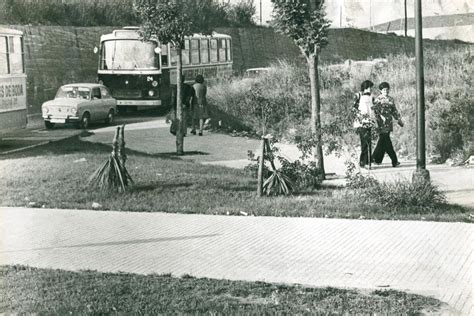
[117,100,161,106]
[43,115,80,124]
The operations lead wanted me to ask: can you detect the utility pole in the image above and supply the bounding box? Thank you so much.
[413,0,430,183]
[404,0,408,36]
[260,0,263,25]
[369,0,372,30]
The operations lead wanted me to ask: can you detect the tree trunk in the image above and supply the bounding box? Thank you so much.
[308,54,325,180]
[176,46,184,155]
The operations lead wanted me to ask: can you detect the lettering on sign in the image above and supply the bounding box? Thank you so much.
[0,82,26,113]
[0,84,24,98]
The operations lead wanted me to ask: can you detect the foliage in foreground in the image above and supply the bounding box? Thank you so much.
[0,137,471,222]
[0,265,443,314]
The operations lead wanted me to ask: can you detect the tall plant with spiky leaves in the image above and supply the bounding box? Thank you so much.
[272,0,331,179]
[134,0,218,155]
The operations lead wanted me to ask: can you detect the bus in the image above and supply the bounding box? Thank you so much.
[0,27,27,134]
[97,27,233,111]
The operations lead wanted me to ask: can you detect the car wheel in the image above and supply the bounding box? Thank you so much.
[44,121,55,129]
[105,110,115,125]
[79,113,91,129]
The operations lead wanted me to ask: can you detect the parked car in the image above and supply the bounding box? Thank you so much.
[244,67,270,78]
[41,83,116,129]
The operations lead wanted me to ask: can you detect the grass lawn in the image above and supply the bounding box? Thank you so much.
[0,265,443,314]
[0,136,471,222]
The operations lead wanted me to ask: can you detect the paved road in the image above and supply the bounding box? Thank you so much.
[1,207,472,314]
[0,112,162,155]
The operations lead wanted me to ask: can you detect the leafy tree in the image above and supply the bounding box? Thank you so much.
[134,0,218,155]
[224,0,256,27]
[272,0,331,179]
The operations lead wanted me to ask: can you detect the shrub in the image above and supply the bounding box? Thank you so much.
[362,179,447,211]
[344,160,447,211]
[278,158,322,190]
[344,160,379,189]
[429,91,472,162]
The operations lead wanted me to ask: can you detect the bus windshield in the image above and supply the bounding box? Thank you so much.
[101,40,159,70]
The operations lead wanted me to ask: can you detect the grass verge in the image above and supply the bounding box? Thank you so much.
[0,136,471,222]
[1,265,443,314]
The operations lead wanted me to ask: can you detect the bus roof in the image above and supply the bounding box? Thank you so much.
[0,27,23,36]
[61,83,105,89]
[100,28,230,42]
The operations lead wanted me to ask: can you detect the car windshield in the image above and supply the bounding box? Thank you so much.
[55,86,91,100]
[101,39,159,70]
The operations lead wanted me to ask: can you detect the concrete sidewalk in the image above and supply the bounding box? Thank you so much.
[1,207,472,314]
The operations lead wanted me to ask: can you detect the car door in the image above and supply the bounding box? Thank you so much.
[90,87,104,120]
[100,86,115,115]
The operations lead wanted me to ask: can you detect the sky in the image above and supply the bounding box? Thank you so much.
[246,0,474,27]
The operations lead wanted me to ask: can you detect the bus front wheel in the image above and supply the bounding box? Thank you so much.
[44,121,55,129]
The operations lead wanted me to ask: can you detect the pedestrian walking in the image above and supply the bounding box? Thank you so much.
[170,75,195,136]
[372,82,404,167]
[353,80,376,169]
[191,74,208,136]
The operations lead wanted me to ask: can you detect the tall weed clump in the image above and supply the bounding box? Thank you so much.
[208,60,310,137]
[345,161,447,212]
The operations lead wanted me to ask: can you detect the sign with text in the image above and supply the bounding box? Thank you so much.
[0,75,27,113]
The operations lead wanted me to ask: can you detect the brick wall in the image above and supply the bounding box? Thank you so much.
[2,25,471,113]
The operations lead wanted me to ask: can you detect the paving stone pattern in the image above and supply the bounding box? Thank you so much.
[1,207,472,314]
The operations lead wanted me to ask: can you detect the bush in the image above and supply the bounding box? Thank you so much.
[278,158,322,190]
[345,160,447,211]
[244,141,322,194]
[362,179,447,211]
[429,91,472,162]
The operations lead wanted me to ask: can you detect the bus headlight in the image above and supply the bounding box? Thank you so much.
[152,80,158,87]
[148,90,155,97]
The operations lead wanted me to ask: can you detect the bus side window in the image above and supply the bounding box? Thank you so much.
[170,45,177,66]
[0,36,8,74]
[9,36,23,74]
[200,39,209,64]
[182,39,190,65]
[161,44,168,67]
[226,39,232,61]
[210,39,218,63]
[218,39,226,62]
[190,39,199,64]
